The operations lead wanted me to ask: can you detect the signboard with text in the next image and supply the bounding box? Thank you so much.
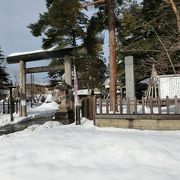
[159,75,180,99]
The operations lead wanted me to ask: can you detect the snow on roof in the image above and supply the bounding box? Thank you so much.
[78,89,92,96]
[7,47,57,57]
[139,78,150,84]
[7,46,77,57]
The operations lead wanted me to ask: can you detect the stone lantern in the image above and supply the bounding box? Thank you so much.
[54,81,74,124]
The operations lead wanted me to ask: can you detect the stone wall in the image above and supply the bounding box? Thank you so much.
[95,114,180,130]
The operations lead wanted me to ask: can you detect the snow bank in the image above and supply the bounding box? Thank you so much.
[0,96,180,180]
[45,94,54,103]
[0,120,179,180]
[29,100,59,115]
[0,100,59,127]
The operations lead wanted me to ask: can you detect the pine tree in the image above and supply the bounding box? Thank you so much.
[117,0,180,85]
[28,0,87,48]
[0,48,9,87]
[28,0,107,89]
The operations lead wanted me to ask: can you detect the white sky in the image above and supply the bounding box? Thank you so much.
[0,0,48,84]
[0,0,46,55]
[0,0,143,84]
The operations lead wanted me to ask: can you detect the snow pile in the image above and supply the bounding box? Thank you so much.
[0,100,59,127]
[45,94,54,103]
[29,101,59,115]
[80,117,95,128]
[25,121,63,132]
[0,120,179,180]
[0,114,23,126]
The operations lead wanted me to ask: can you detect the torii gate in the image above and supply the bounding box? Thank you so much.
[6,46,86,117]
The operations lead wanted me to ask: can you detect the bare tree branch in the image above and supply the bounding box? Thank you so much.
[152,27,177,74]
[130,15,178,75]
[82,0,105,8]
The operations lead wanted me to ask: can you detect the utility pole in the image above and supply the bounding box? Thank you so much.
[82,0,117,112]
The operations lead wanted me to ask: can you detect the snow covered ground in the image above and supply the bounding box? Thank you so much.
[0,118,180,180]
[0,95,180,180]
[0,95,59,127]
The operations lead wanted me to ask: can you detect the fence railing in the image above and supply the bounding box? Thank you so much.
[0,100,19,114]
[95,96,180,115]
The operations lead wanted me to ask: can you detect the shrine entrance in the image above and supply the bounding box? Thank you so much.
[7,46,86,117]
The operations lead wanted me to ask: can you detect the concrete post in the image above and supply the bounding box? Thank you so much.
[19,60,27,117]
[125,56,135,114]
[64,56,73,108]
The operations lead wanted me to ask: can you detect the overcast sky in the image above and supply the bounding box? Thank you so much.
[0,0,142,84]
[0,0,48,84]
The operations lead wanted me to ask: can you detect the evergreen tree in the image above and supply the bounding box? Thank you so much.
[117,0,180,85]
[28,0,107,89]
[0,48,9,87]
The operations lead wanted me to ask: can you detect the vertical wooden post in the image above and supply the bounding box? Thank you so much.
[166,96,170,114]
[30,73,33,108]
[150,97,153,114]
[158,96,161,114]
[93,95,97,122]
[134,97,137,114]
[86,98,89,119]
[88,96,94,120]
[9,87,14,121]
[19,60,27,117]
[116,95,119,112]
[99,98,102,114]
[7,100,10,114]
[106,97,109,114]
[16,100,19,114]
[75,106,81,125]
[81,98,84,117]
[119,96,123,114]
[175,96,179,114]
[142,97,145,114]
[127,97,130,114]
[83,98,87,117]
[113,97,116,114]
[2,100,5,114]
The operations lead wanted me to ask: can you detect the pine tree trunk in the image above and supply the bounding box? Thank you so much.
[165,0,180,33]
[105,0,117,112]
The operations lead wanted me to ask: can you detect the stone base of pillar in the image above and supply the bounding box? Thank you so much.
[20,105,27,117]
[54,109,74,125]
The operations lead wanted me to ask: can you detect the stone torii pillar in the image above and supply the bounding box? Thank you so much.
[64,56,72,86]
[19,60,27,117]
[64,56,73,108]
[125,56,135,114]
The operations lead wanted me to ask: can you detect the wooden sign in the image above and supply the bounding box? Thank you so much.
[159,74,180,99]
